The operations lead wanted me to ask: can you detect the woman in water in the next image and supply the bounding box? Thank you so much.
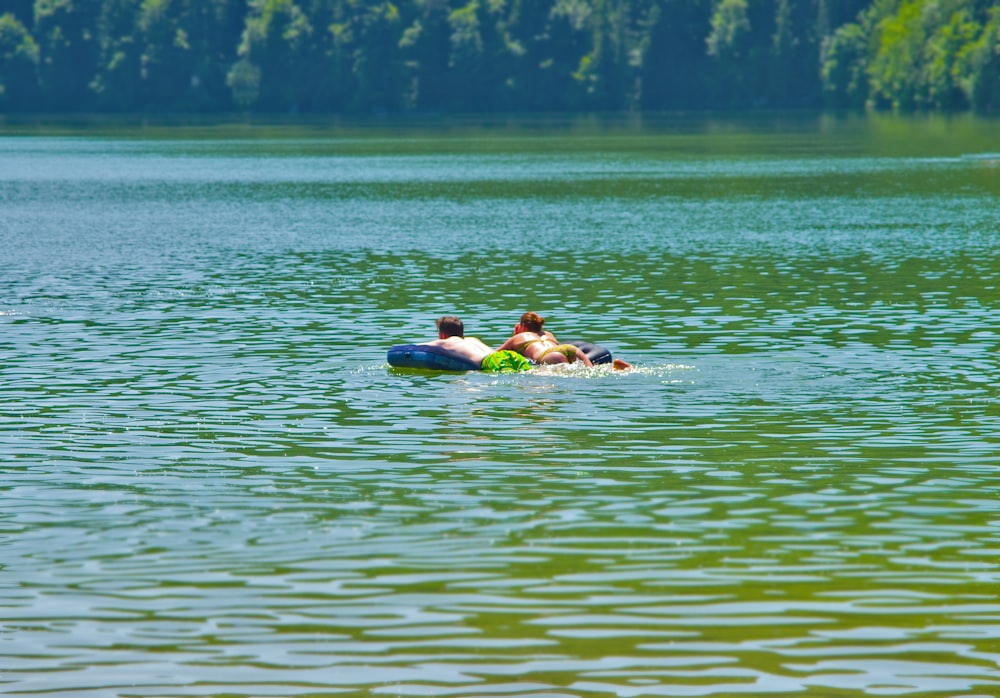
[496,312,594,367]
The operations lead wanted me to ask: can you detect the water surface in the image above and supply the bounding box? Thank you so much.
[2,114,1000,696]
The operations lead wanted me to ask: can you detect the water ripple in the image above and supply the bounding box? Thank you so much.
[3,127,1000,695]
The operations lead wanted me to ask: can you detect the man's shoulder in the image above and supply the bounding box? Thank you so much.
[437,336,475,350]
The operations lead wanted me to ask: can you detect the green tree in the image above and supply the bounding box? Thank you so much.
[706,0,753,105]
[0,12,40,109]
[229,0,314,111]
[574,0,632,109]
[499,0,586,110]
[531,0,594,110]
[320,0,358,111]
[399,0,450,110]
[34,0,101,110]
[821,19,871,107]
[924,4,980,108]
[639,0,713,108]
[8,0,35,26]
[5,0,998,115]
[444,0,515,110]
[770,0,823,106]
[90,0,144,110]
[324,0,407,112]
[862,0,998,111]
[962,6,1000,111]
[134,0,241,111]
[351,0,404,110]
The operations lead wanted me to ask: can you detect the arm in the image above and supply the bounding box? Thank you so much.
[497,333,526,352]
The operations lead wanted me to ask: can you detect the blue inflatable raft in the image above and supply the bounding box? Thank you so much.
[387,340,612,371]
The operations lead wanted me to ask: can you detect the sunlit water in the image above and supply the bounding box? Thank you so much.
[2,115,1000,696]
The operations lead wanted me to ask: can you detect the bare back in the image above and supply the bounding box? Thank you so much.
[497,332,550,362]
[423,335,494,364]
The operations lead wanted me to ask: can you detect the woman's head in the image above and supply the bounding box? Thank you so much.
[519,311,544,333]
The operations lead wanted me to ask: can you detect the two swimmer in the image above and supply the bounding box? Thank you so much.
[418,312,631,371]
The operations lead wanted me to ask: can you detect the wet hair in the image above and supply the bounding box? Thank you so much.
[436,315,464,337]
[520,311,544,333]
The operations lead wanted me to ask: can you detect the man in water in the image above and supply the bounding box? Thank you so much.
[421,315,493,364]
[422,316,531,372]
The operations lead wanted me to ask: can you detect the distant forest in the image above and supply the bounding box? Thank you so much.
[1,0,998,114]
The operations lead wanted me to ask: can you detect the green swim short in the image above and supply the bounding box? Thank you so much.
[481,350,532,373]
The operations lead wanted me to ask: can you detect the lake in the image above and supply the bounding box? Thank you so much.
[2,113,1000,696]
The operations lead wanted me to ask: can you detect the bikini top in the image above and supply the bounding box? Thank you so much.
[516,334,553,354]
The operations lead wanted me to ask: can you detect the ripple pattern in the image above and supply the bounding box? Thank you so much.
[2,122,1000,696]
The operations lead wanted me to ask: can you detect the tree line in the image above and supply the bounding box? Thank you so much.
[1,0,998,114]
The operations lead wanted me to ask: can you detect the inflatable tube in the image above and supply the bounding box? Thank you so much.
[564,340,613,365]
[387,344,482,372]
[388,340,614,371]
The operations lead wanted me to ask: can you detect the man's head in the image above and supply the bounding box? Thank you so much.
[518,311,544,334]
[436,315,464,338]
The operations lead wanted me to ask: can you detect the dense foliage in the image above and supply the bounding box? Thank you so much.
[1,0,998,113]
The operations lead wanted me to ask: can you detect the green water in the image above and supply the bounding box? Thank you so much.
[2,114,1000,696]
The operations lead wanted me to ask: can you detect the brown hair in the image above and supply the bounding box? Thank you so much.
[520,311,544,333]
[436,315,464,337]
